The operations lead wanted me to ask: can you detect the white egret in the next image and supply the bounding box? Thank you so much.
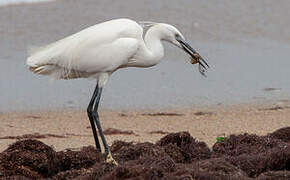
[26,18,209,165]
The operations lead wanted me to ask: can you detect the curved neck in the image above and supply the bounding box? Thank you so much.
[143,26,165,65]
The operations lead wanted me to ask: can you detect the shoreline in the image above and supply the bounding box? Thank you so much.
[2,97,288,113]
[1,101,289,152]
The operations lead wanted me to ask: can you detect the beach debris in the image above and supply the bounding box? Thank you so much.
[0,133,66,140]
[268,126,290,143]
[258,105,290,111]
[23,115,41,119]
[141,112,183,116]
[258,171,290,179]
[0,133,92,140]
[194,111,215,116]
[0,128,290,179]
[157,132,211,163]
[216,136,225,143]
[103,128,138,136]
[149,130,170,135]
[118,113,128,117]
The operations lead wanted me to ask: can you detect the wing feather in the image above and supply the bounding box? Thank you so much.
[27,18,143,79]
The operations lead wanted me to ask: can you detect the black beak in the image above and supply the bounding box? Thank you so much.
[176,36,209,76]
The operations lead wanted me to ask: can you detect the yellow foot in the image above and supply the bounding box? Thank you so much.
[106,152,118,166]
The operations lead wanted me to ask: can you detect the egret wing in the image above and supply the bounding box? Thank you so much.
[27,18,143,79]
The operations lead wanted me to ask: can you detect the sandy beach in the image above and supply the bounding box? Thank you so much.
[0,102,289,152]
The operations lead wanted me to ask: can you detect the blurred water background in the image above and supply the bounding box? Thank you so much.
[0,0,52,6]
[0,0,289,111]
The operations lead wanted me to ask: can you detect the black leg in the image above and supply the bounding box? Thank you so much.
[92,86,118,165]
[87,84,101,152]
[92,87,110,153]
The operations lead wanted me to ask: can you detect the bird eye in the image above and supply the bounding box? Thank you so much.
[175,34,181,41]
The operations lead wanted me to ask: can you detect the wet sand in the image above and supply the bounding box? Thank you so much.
[1,102,290,152]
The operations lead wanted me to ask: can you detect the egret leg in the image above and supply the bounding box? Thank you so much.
[92,87,118,166]
[87,84,101,152]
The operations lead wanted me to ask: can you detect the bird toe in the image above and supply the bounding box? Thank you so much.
[106,152,118,166]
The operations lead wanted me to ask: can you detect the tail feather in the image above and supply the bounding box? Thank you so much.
[26,39,67,70]
[26,38,91,79]
[29,64,57,75]
[26,41,65,78]
[28,61,92,79]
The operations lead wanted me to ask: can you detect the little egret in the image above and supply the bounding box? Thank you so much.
[26,18,209,165]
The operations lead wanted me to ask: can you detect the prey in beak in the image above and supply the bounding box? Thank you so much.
[176,35,209,76]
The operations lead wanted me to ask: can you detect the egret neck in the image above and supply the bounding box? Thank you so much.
[131,25,166,68]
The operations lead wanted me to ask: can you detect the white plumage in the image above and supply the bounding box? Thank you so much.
[28,19,138,82]
[27,18,191,86]
[26,18,208,165]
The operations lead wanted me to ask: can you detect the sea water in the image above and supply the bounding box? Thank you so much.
[0,0,289,111]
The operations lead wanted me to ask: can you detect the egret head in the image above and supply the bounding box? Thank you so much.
[158,23,210,76]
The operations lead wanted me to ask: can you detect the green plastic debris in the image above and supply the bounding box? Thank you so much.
[216,136,225,143]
